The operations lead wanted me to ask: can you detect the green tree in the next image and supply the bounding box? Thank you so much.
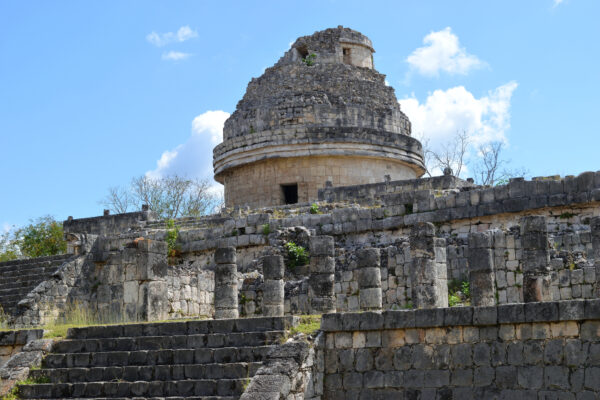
[0,229,20,262]
[0,216,67,260]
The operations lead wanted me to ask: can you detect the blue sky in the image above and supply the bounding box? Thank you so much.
[1,0,599,230]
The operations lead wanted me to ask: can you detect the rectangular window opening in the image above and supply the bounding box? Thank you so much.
[343,47,352,64]
[281,184,298,205]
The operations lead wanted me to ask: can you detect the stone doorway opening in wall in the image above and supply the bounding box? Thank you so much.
[281,184,298,204]
[343,47,351,64]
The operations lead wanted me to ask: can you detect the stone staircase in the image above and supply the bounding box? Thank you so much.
[17,316,297,399]
[0,255,73,316]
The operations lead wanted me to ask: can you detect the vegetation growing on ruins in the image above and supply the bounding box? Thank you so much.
[302,53,316,66]
[289,314,321,336]
[261,223,271,235]
[100,175,222,219]
[165,219,180,257]
[284,241,309,269]
[309,203,322,214]
[448,279,470,307]
[0,216,66,261]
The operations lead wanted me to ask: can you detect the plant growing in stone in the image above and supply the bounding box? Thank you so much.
[309,203,321,214]
[284,241,309,269]
[302,53,316,66]
[165,219,180,257]
[261,224,271,235]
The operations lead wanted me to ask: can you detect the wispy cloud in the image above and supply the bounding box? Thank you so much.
[162,51,192,61]
[146,26,198,47]
[407,27,485,77]
[553,0,565,7]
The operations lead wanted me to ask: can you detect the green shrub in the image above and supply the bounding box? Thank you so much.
[302,53,317,66]
[309,203,321,214]
[165,219,180,257]
[261,224,271,235]
[285,241,309,269]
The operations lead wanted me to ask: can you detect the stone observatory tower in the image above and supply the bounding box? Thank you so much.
[213,26,425,208]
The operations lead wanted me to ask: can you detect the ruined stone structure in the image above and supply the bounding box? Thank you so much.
[214,26,425,208]
[2,26,600,399]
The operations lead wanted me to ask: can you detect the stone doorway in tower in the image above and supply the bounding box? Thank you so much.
[343,47,352,64]
[281,183,298,205]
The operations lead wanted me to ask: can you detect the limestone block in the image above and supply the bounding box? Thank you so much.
[262,280,285,304]
[359,288,382,310]
[356,248,380,268]
[215,247,237,264]
[263,255,285,280]
[310,256,335,274]
[310,236,335,257]
[358,267,382,289]
[215,264,237,286]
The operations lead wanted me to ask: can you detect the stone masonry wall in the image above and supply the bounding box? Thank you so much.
[222,155,417,208]
[320,300,600,398]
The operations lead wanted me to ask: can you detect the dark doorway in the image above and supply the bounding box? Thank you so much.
[281,184,298,204]
[343,47,352,64]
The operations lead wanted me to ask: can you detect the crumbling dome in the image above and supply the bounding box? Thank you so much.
[213,26,425,207]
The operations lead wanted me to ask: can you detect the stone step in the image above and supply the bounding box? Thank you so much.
[43,345,275,368]
[0,278,50,291]
[18,379,247,398]
[66,316,297,339]
[0,286,39,298]
[20,397,237,400]
[52,331,285,353]
[0,254,71,270]
[0,264,62,278]
[29,362,262,383]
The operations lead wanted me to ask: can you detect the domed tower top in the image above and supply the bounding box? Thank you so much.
[280,25,375,69]
[214,26,425,208]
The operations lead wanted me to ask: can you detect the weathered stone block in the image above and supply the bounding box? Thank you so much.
[309,236,335,257]
[262,255,284,280]
[356,248,380,268]
[214,247,236,264]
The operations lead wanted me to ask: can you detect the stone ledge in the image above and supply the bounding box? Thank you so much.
[320,299,600,332]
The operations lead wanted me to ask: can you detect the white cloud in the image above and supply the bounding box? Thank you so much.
[399,81,518,150]
[147,110,230,179]
[407,27,485,77]
[553,0,564,7]
[146,25,198,47]
[162,51,192,61]
[2,222,12,233]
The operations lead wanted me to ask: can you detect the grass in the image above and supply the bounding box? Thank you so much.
[41,301,209,339]
[1,375,51,400]
[288,315,322,336]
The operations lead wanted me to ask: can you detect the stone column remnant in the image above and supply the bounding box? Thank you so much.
[356,248,382,310]
[308,236,336,314]
[468,231,497,307]
[409,222,449,309]
[214,246,239,319]
[262,255,285,316]
[590,217,600,296]
[521,216,552,302]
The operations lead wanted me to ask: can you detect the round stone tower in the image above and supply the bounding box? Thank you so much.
[213,26,425,208]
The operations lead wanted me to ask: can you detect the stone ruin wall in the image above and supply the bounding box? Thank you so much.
[318,302,600,399]
[5,171,600,327]
[222,155,418,208]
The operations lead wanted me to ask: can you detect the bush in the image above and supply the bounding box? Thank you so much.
[0,216,66,260]
[302,53,317,66]
[165,219,180,257]
[309,203,321,214]
[284,241,309,269]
